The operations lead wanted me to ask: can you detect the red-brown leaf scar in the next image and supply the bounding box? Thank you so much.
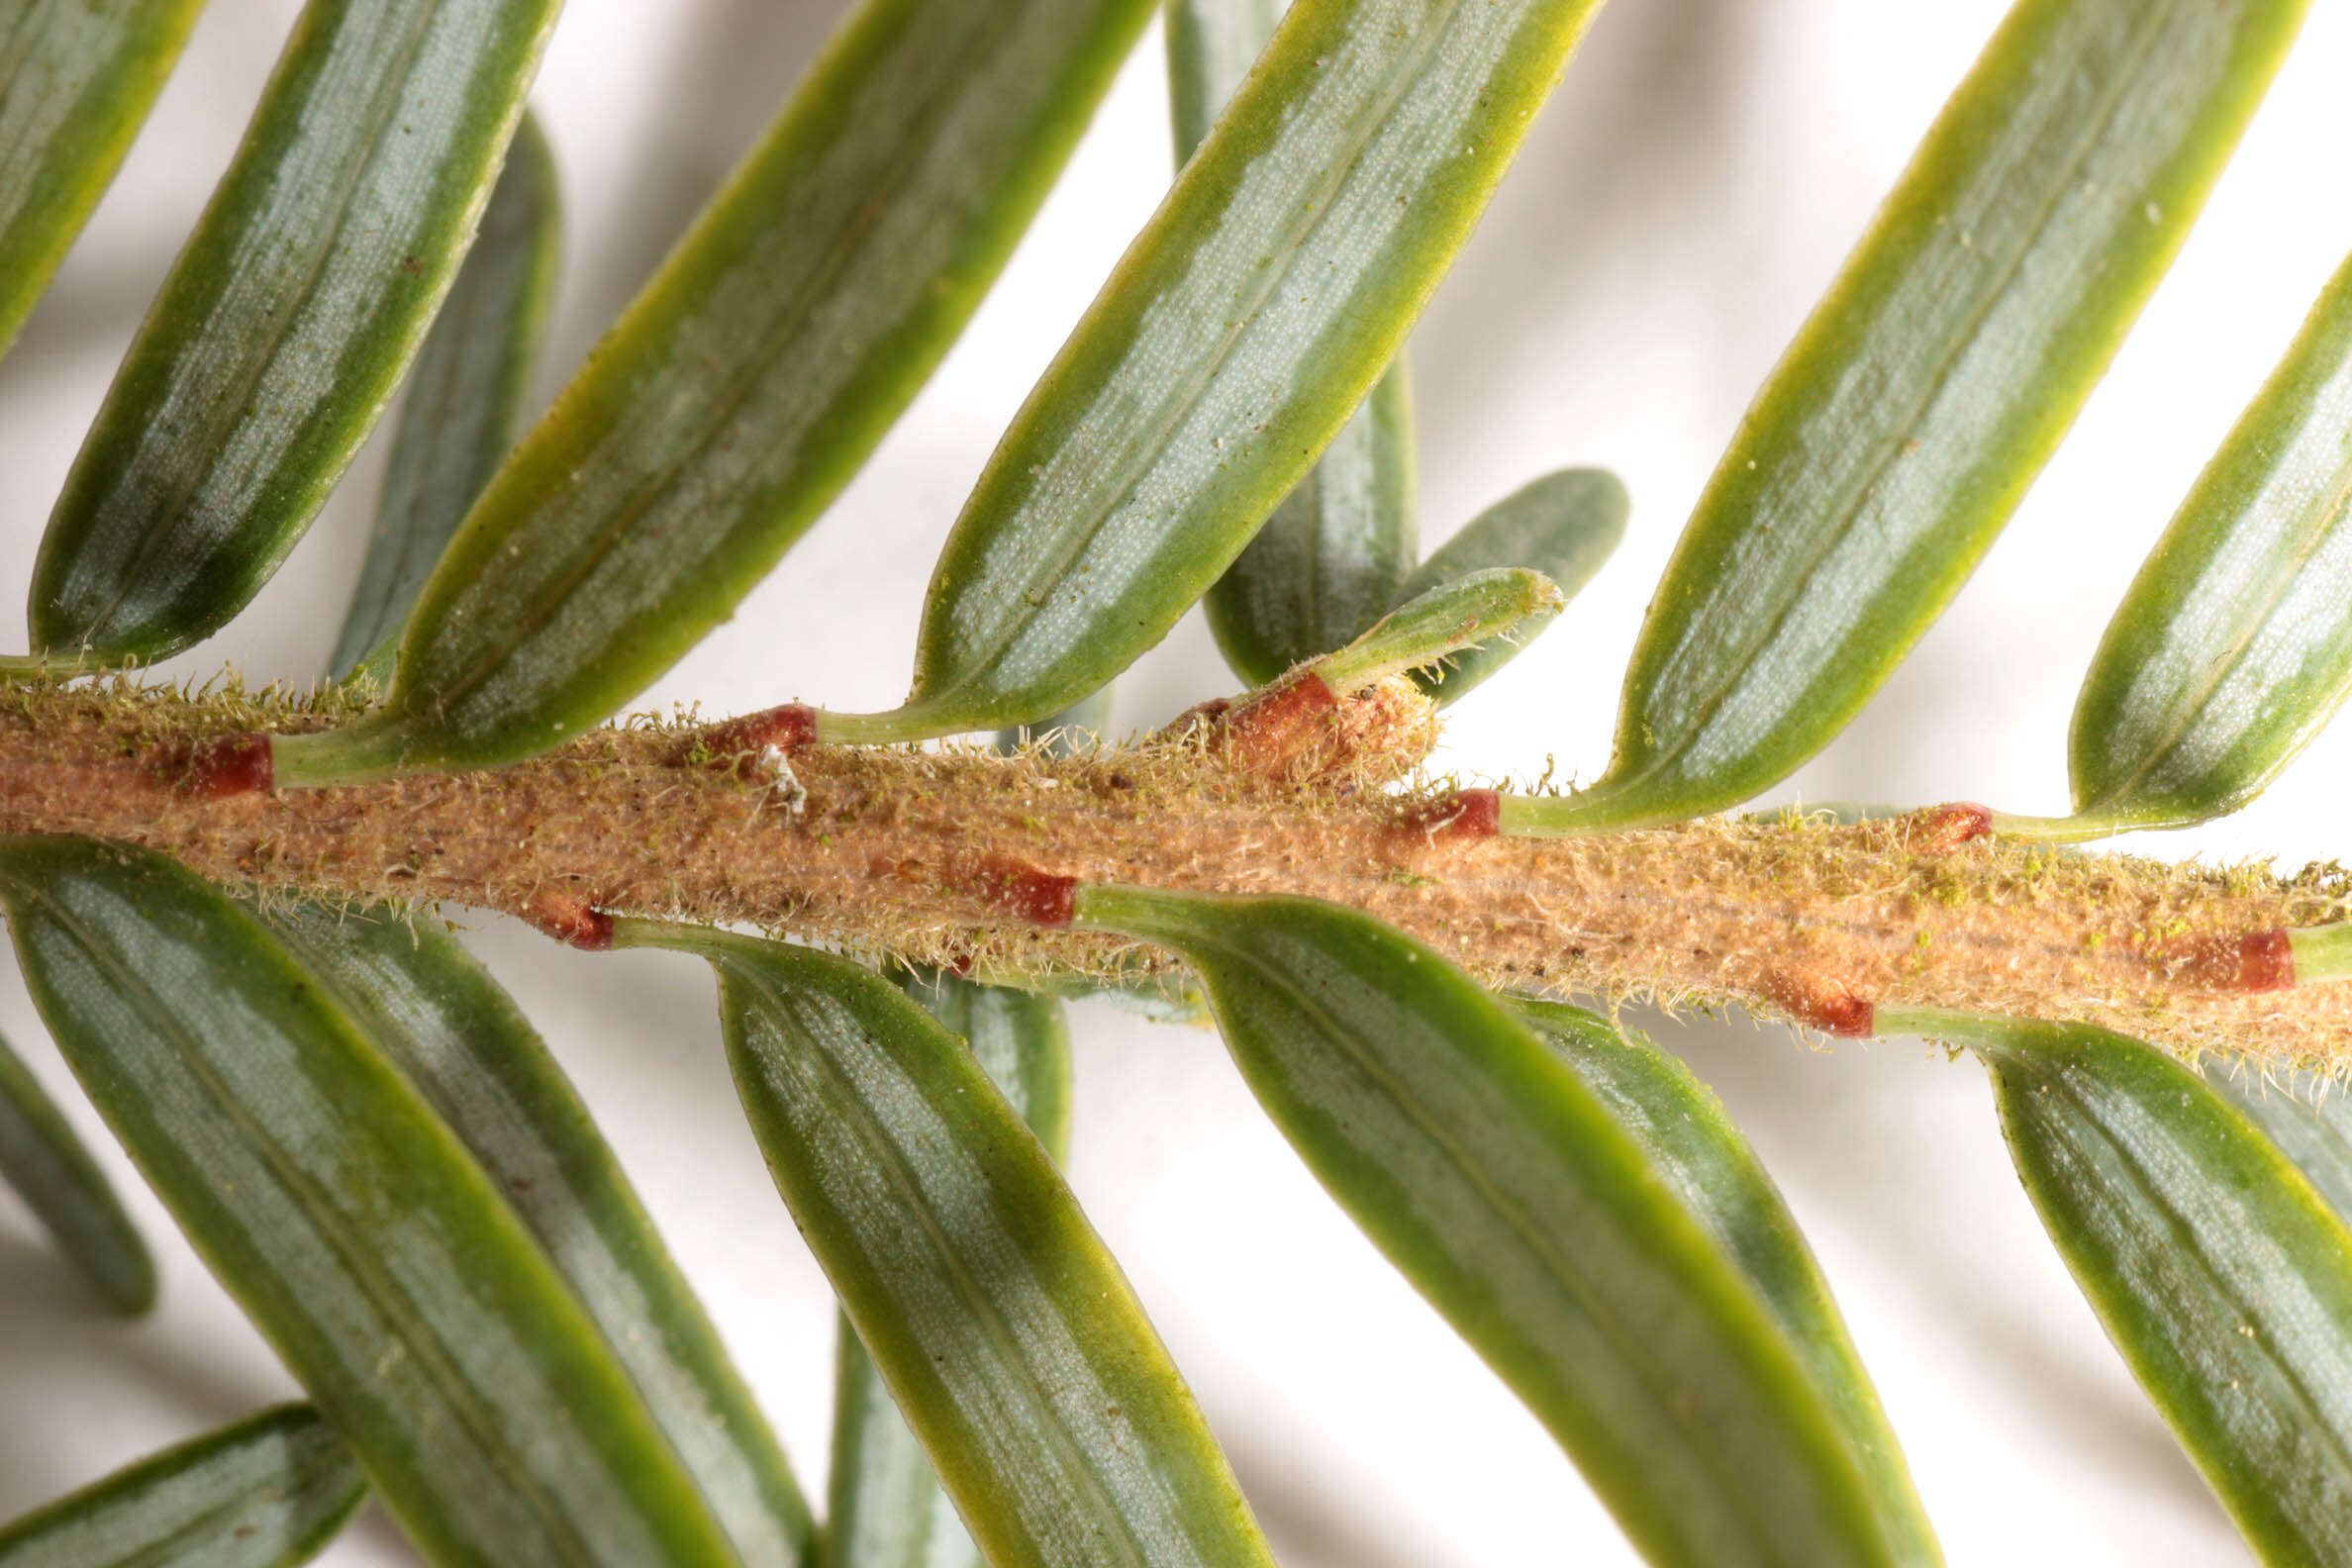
[152,733,274,799]
[673,702,817,769]
[1759,967,1876,1038]
[523,888,616,951]
[1218,670,1339,764]
[1389,788,1502,844]
[1899,802,1993,856]
[958,854,1078,928]
[1160,671,1345,776]
[2169,928,2295,994]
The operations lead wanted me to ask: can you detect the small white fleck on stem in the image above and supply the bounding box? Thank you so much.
[758,744,808,817]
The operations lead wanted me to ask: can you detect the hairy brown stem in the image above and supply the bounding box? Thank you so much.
[5,682,2351,1067]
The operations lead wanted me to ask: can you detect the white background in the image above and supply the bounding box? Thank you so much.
[7,1,2352,1562]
